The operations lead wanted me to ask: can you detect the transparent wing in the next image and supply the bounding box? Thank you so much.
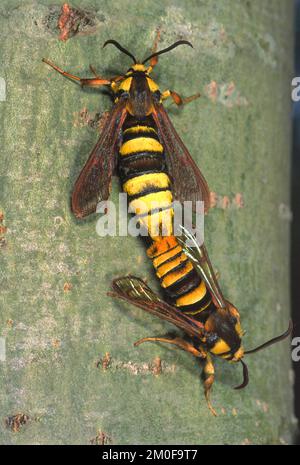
[177,226,227,309]
[109,275,205,339]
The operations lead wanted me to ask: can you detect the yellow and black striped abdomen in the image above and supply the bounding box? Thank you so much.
[118,115,216,324]
[119,116,174,237]
[147,236,215,322]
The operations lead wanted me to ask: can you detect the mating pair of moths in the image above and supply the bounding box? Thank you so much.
[43,37,291,415]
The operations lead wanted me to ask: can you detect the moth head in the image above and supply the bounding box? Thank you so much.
[203,312,292,390]
[203,305,245,361]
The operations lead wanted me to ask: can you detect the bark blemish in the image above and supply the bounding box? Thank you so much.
[97,352,111,370]
[90,429,112,445]
[0,212,7,248]
[73,108,103,130]
[205,81,248,107]
[5,413,30,432]
[210,192,244,210]
[96,354,176,375]
[57,3,98,41]
[63,282,72,292]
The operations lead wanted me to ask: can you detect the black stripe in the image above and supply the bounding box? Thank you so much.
[122,130,159,143]
[172,275,202,299]
[119,151,164,166]
[118,152,166,183]
[159,258,189,282]
[164,269,200,298]
[123,114,157,131]
[192,302,216,324]
[156,251,183,269]
[177,290,212,314]
[128,187,171,202]
[121,169,169,183]
[150,243,179,259]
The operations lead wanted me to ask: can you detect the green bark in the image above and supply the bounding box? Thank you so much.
[0,0,296,444]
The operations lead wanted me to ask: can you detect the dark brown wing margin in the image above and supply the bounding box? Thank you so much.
[109,275,205,340]
[72,99,127,218]
[152,101,210,213]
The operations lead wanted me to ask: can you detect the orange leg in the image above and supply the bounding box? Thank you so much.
[149,28,162,68]
[203,354,217,416]
[146,27,162,72]
[162,89,201,106]
[134,335,206,358]
[89,64,124,84]
[135,334,217,416]
[42,58,111,87]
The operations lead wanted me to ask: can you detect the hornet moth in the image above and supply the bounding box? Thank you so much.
[109,227,292,416]
[42,35,210,219]
[42,36,218,336]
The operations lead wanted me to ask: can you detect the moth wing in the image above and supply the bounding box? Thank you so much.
[110,275,205,339]
[152,101,210,213]
[72,99,127,218]
[178,227,228,309]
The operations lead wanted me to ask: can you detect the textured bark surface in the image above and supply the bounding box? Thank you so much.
[0,0,296,444]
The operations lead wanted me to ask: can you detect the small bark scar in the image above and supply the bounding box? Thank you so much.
[210,192,244,210]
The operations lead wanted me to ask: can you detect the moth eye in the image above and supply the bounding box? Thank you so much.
[206,333,218,348]
[118,90,129,100]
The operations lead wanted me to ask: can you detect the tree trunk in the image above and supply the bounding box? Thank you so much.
[0,0,296,444]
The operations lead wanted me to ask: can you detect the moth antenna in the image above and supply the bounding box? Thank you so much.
[245,320,293,354]
[143,40,193,64]
[234,360,249,390]
[103,40,137,64]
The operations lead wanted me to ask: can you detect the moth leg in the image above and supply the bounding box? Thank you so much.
[203,353,217,417]
[42,58,111,87]
[89,64,102,78]
[89,65,124,86]
[147,27,162,71]
[134,336,205,358]
[161,89,201,106]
